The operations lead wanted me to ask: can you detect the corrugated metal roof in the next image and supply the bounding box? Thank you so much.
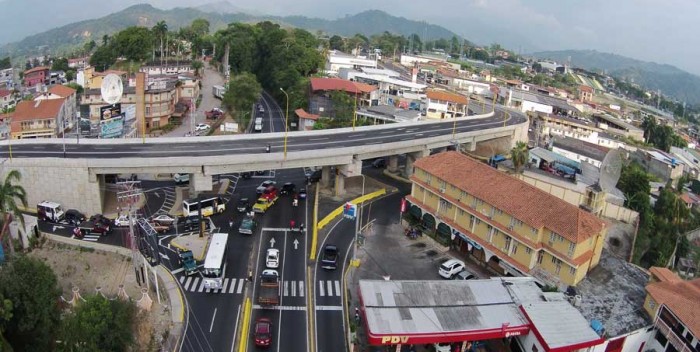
[521,302,603,349]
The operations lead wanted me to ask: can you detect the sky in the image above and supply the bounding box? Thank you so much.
[1,0,698,75]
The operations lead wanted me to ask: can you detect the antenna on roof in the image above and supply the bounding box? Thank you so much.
[598,149,623,192]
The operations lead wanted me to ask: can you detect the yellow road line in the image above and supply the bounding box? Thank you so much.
[238,298,252,352]
[317,189,387,230]
[310,184,320,260]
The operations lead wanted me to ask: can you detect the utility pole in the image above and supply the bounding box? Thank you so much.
[117,180,144,287]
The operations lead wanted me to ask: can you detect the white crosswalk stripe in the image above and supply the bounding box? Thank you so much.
[189,277,199,291]
[221,278,230,293]
[318,280,341,297]
[284,281,289,296]
[299,281,304,297]
[229,279,237,294]
[237,279,245,293]
[291,281,296,297]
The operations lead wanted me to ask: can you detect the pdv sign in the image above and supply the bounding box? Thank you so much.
[343,202,357,219]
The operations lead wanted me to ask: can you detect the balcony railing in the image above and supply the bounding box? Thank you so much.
[655,316,692,352]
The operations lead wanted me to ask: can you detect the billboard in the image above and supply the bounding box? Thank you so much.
[100,115,124,138]
[100,104,122,121]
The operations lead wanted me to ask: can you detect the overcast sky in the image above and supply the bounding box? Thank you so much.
[1,0,697,75]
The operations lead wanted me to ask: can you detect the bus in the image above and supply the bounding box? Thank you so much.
[203,233,229,290]
[183,195,225,217]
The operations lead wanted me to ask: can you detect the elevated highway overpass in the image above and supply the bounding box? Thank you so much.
[0,106,528,214]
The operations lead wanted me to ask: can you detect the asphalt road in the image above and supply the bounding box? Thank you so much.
[0,105,525,159]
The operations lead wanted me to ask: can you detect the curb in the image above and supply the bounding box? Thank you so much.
[382,169,411,184]
[317,188,387,230]
[170,234,210,262]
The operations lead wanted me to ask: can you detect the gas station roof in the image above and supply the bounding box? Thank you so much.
[359,279,532,345]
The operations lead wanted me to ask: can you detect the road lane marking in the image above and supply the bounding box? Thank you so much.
[326,281,332,297]
[334,281,341,296]
[209,308,217,333]
[179,276,185,283]
[198,280,206,292]
[190,277,199,291]
[315,305,343,311]
[230,304,241,352]
[319,281,325,296]
[229,279,237,293]
[183,276,192,290]
[236,279,244,293]
[299,281,304,297]
[291,281,296,297]
[284,280,289,296]
[252,305,307,311]
[222,278,230,292]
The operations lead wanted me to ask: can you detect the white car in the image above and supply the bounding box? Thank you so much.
[261,269,278,277]
[266,248,280,269]
[151,214,175,226]
[256,180,277,194]
[114,215,130,227]
[438,259,465,279]
[434,343,452,352]
[195,123,210,132]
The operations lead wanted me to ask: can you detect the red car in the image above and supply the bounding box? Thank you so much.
[205,108,224,119]
[253,317,272,347]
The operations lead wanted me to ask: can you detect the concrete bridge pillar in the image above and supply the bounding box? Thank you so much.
[404,149,429,178]
[387,155,399,173]
[188,173,212,198]
[321,166,332,188]
[334,173,345,197]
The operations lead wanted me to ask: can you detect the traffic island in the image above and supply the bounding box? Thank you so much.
[170,233,210,261]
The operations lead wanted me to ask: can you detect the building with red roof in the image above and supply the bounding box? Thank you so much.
[23,66,49,87]
[307,77,379,125]
[10,98,67,139]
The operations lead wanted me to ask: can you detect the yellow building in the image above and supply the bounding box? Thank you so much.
[642,267,700,352]
[407,151,607,287]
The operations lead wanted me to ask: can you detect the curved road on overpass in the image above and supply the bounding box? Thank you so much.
[0,104,526,159]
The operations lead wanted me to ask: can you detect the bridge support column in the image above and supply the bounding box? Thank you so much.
[387,155,399,173]
[321,166,332,188]
[188,173,212,198]
[404,150,429,178]
[468,137,477,151]
[334,173,345,197]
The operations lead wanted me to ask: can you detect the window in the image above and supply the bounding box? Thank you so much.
[549,232,557,243]
[469,215,476,228]
[504,237,511,252]
[426,174,432,183]
[531,227,538,236]
[568,242,575,257]
[569,267,576,275]
[526,247,532,254]
[458,209,465,216]
[438,180,446,190]
[555,263,562,275]
[512,243,518,255]
[509,217,523,229]
[551,256,560,265]
[459,191,467,201]
[536,251,543,264]
[145,106,151,114]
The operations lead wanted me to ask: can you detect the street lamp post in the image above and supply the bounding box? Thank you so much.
[279,88,289,159]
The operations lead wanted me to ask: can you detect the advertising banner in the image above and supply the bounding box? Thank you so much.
[100,104,122,121]
[100,115,124,138]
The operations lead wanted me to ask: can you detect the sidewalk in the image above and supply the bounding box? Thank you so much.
[170,233,210,261]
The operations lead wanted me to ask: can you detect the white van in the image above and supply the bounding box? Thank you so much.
[37,201,65,222]
[173,173,190,184]
[254,117,263,124]
[254,123,263,132]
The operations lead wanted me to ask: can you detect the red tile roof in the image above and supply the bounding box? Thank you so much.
[11,99,65,122]
[579,85,594,93]
[650,267,682,283]
[310,77,376,94]
[0,89,10,98]
[426,89,468,105]
[24,66,49,75]
[48,85,76,98]
[646,272,700,337]
[413,152,605,243]
[294,108,320,121]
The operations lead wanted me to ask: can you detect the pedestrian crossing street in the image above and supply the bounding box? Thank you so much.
[177,276,342,297]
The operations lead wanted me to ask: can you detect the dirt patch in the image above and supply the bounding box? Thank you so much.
[410,242,426,248]
[29,241,172,351]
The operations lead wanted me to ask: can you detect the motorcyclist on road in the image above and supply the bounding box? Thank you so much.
[290,219,296,229]
[265,144,271,153]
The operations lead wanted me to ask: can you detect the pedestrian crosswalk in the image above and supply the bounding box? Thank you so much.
[318,280,342,297]
[176,276,342,297]
[156,188,176,215]
[179,276,248,294]
[75,233,100,242]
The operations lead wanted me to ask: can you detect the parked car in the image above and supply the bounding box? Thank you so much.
[266,248,280,268]
[453,269,477,281]
[37,201,65,222]
[195,123,210,132]
[237,198,251,213]
[184,216,210,232]
[151,214,175,226]
[64,209,86,225]
[114,215,130,227]
[371,158,386,168]
[438,259,465,279]
[205,108,224,119]
[253,318,272,347]
[280,182,296,195]
[298,188,307,200]
[256,180,277,194]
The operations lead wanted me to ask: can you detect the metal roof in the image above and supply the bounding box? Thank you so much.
[359,279,534,344]
[521,302,604,351]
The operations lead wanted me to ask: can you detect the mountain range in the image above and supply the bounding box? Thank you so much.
[532,50,700,105]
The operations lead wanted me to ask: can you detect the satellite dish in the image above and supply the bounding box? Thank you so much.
[100,74,123,105]
[598,150,623,192]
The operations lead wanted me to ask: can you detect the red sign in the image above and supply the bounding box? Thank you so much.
[400,198,407,213]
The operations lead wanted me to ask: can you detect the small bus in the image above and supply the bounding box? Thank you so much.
[182,195,225,217]
[203,233,229,290]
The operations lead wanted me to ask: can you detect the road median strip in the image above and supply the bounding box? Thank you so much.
[317,188,387,230]
[237,298,252,352]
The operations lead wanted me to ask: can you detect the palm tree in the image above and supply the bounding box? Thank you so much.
[510,141,529,173]
[0,170,28,256]
[152,21,168,63]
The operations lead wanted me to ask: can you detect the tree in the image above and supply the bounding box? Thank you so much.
[0,256,61,351]
[0,57,10,70]
[509,141,528,173]
[101,34,110,46]
[329,35,344,51]
[618,162,652,205]
[191,60,203,77]
[51,57,69,72]
[152,20,168,60]
[0,292,12,351]
[83,40,96,55]
[65,82,83,94]
[190,18,210,37]
[57,295,136,352]
[65,70,75,82]
[89,45,116,72]
[0,170,28,256]
[112,26,154,62]
[222,72,262,123]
